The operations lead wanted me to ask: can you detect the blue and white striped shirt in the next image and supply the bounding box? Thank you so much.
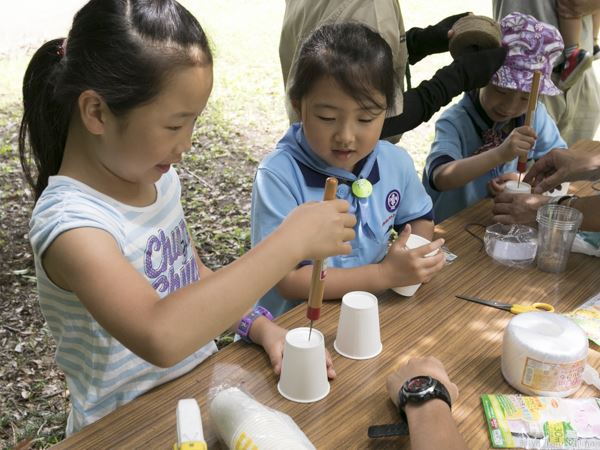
[29,168,217,435]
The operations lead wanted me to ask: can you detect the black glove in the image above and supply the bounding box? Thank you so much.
[381,46,507,138]
[406,12,470,65]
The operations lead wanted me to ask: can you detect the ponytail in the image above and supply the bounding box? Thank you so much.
[19,0,213,203]
[19,38,73,201]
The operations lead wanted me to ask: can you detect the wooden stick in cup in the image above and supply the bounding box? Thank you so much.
[518,70,542,187]
[307,177,338,339]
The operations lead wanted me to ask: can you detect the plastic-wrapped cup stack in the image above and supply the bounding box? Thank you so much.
[210,387,315,449]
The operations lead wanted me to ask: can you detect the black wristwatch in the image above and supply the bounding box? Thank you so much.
[397,376,452,423]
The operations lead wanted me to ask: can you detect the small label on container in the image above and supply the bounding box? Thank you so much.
[521,357,586,391]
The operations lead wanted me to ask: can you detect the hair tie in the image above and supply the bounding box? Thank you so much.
[57,39,67,58]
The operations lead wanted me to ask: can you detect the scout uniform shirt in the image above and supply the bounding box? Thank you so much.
[251,123,433,318]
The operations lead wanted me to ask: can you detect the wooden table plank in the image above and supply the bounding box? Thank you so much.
[54,175,600,450]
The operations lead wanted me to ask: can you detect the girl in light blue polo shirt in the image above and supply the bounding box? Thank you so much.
[424,13,567,223]
[252,23,446,318]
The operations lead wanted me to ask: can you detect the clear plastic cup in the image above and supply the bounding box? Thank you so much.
[536,204,583,273]
[277,328,330,403]
[391,234,438,296]
[334,291,382,360]
[504,180,531,194]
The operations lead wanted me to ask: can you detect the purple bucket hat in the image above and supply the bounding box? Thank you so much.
[491,12,564,96]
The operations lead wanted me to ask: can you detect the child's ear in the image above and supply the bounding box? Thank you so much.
[78,90,109,135]
[291,98,302,117]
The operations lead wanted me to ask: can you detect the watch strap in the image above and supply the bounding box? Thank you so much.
[398,377,452,423]
[367,422,409,438]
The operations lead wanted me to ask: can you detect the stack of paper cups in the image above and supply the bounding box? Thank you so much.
[210,387,314,449]
[501,312,588,397]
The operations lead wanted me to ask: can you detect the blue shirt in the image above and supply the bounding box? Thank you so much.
[251,124,433,317]
[424,93,566,223]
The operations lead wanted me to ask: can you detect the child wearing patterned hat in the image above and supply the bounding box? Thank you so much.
[423,12,568,223]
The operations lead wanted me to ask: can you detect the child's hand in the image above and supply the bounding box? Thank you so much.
[257,321,336,379]
[495,126,537,163]
[379,224,446,289]
[488,172,520,196]
[282,200,356,262]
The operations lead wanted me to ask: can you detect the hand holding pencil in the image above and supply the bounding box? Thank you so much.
[517,70,542,186]
[307,177,339,338]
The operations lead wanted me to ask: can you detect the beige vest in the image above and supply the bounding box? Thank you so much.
[279,0,406,123]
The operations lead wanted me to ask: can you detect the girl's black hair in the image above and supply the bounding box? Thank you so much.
[289,22,396,113]
[19,0,212,200]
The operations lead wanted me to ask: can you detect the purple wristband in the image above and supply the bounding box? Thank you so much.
[237,306,273,343]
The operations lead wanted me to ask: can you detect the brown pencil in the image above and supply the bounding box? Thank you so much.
[307,177,338,339]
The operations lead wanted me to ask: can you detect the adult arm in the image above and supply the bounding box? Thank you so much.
[381,47,507,138]
[524,145,600,193]
[386,357,467,450]
[492,192,600,231]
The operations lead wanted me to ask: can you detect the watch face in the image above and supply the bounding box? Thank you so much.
[406,376,433,393]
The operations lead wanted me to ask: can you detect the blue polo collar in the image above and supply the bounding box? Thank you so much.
[282,123,381,188]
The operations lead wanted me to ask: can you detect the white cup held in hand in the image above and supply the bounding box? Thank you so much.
[277,328,330,403]
[504,180,532,194]
[391,234,438,297]
[334,291,382,360]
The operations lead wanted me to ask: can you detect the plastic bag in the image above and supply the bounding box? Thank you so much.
[484,223,537,268]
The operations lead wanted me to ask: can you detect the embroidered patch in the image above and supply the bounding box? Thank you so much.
[386,189,400,212]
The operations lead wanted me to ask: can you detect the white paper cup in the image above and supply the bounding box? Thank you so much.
[391,234,437,296]
[277,328,330,403]
[504,180,532,194]
[334,291,382,360]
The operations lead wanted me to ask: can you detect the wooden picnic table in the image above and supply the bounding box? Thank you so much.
[54,142,600,449]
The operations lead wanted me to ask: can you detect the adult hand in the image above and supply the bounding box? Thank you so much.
[386,356,459,407]
[524,146,600,193]
[492,192,551,225]
[557,0,600,18]
[407,12,470,65]
[453,46,508,91]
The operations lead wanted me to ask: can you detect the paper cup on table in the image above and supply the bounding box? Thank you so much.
[278,327,330,403]
[504,180,532,194]
[391,234,438,297]
[334,291,382,360]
